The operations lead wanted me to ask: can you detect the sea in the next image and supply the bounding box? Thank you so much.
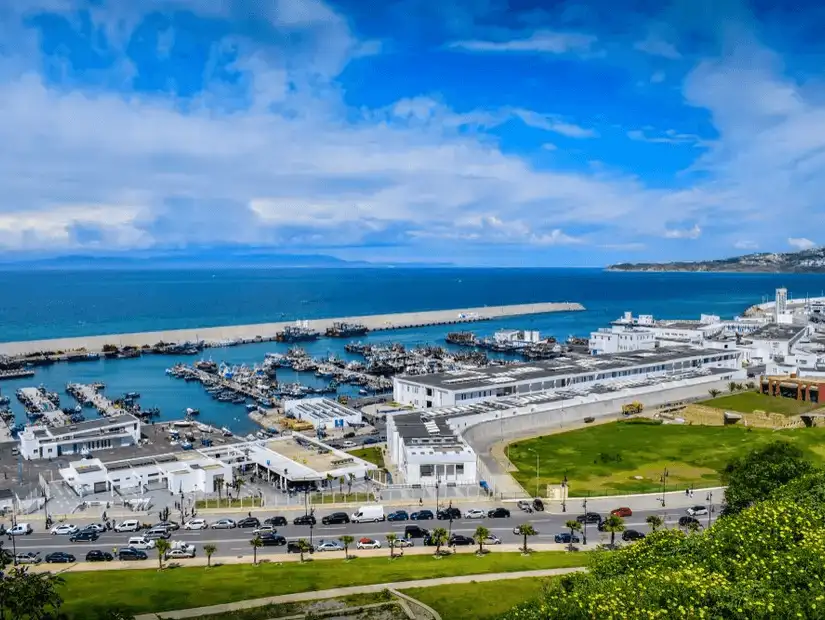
[1,267,824,434]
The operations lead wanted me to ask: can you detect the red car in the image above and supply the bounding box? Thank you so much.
[611,507,633,518]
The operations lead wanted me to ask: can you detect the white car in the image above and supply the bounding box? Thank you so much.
[126,536,156,550]
[166,548,196,559]
[687,506,708,517]
[316,540,344,552]
[114,519,141,533]
[184,519,208,530]
[465,509,486,519]
[253,524,277,535]
[50,524,79,536]
[82,523,106,533]
[391,538,414,548]
[485,534,502,545]
[356,537,382,550]
[211,519,236,530]
[15,552,41,564]
[9,523,32,536]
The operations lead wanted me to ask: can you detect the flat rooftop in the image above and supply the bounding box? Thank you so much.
[261,435,362,475]
[286,398,359,422]
[396,347,733,391]
[392,412,471,453]
[749,324,806,341]
[33,414,140,438]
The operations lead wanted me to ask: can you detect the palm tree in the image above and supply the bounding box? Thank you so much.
[708,388,721,398]
[602,515,625,547]
[515,523,537,554]
[325,473,333,490]
[746,381,756,390]
[249,535,263,565]
[347,473,355,494]
[339,535,355,560]
[338,476,345,493]
[234,478,244,502]
[646,515,663,532]
[564,520,582,552]
[215,479,224,504]
[728,381,738,393]
[204,544,217,568]
[386,533,397,559]
[430,527,448,557]
[155,539,171,570]
[297,538,311,562]
[473,526,490,555]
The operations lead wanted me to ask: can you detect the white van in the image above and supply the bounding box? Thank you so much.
[351,505,385,523]
[9,523,32,536]
[115,519,141,533]
[126,536,156,550]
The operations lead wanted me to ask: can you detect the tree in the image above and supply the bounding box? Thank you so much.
[155,539,171,570]
[646,515,664,532]
[602,515,626,547]
[728,381,738,393]
[215,479,225,503]
[708,388,721,398]
[430,527,448,557]
[339,535,355,559]
[722,440,814,515]
[234,478,244,500]
[249,535,263,565]
[564,520,582,552]
[515,523,537,554]
[0,567,65,620]
[297,538,311,563]
[204,544,217,568]
[473,525,490,555]
[347,473,355,494]
[386,533,397,559]
[745,381,756,390]
[338,476,345,493]
[325,473,333,489]
[687,520,702,535]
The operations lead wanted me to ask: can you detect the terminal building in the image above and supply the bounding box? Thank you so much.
[19,414,141,461]
[392,347,742,409]
[284,398,362,430]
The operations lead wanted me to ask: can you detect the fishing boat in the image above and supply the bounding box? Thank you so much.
[325,322,369,338]
[185,407,200,416]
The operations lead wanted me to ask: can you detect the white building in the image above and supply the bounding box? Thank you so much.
[19,414,141,461]
[741,323,809,365]
[776,287,788,317]
[589,326,656,355]
[493,330,541,345]
[386,412,477,485]
[392,347,742,409]
[284,398,362,430]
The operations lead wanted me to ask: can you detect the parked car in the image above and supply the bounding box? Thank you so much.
[253,524,277,535]
[321,512,350,525]
[85,550,113,562]
[184,519,208,530]
[152,521,180,531]
[576,512,602,524]
[166,548,196,559]
[293,514,317,526]
[316,540,344,552]
[126,536,156,550]
[82,523,106,533]
[392,538,414,548]
[404,525,429,539]
[145,527,172,540]
[236,517,261,528]
[532,498,545,512]
[487,507,511,519]
[485,533,502,545]
[50,523,79,536]
[611,507,633,518]
[554,533,581,544]
[118,548,148,561]
[356,537,381,550]
[362,437,379,445]
[687,505,708,517]
[69,530,99,542]
[211,519,237,530]
[622,529,645,542]
[517,500,534,513]
[436,507,462,520]
[264,516,288,527]
[387,510,409,522]
[449,534,473,546]
[286,541,314,554]
[114,520,142,533]
[15,552,41,564]
[260,534,287,547]
[679,516,702,528]
[465,509,486,519]
[410,510,434,521]
[9,523,32,536]
[45,552,76,564]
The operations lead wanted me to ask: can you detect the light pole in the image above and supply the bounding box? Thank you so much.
[561,474,568,513]
[706,491,713,529]
[660,468,669,507]
[435,476,441,514]
[581,494,588,545]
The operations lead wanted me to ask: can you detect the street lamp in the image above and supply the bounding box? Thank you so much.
[448,501,454,539]
[435,476,441,514]
[581,494,588,545]
[561,474,568,513]
[706,491,714,528]
[310,521,314,546]
[660,468,669,507]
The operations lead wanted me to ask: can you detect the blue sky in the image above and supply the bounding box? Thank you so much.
[1,0,825,267]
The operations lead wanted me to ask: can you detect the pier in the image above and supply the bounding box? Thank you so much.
[66,383,120,417]
[17,387,67,426]
[0,301,585,356]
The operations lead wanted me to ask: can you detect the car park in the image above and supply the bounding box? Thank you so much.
[437,507,462,520]
[70,530,99,542]
[517,500,534,513]
[260,534,287,546]
[554,533,581,544]
[118,548,148,561]
[316,540,344,552]
[356,537,381,550]
[126,536,156,550]
[576,512,602,524]
[85,550,113,562]
[184,519,208,530]
[392,538,414,548]
[611,507,633,518]
[9,523,32,536]
[465,509,486,519]
[404,525,429,539]
[211,519,237,530]
[15,552,41,564]
[487,507,510,519]
[45,552,76,564]
[50,523,78,536]
[264,516,288,526]
[622,530,645,542]
[687,505,708,517]
[321,512,350,525]
[114,520,141,533]
[287,541,313,554]
[410,510,433,520]
[293,514,317,526]
[146,527,172,540]
[449,534,473,546]
[485,533,502,545]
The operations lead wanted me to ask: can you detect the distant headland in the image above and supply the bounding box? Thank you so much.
[608,247,825,273]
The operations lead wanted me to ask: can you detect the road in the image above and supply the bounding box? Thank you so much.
[7,503,712,562]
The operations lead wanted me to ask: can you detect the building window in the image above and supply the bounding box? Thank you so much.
[420,464,434,477]
[456,464,465,475]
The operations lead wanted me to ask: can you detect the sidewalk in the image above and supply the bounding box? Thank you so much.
[133,566,586,620]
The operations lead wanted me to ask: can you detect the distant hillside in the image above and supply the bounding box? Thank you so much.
[608,247,825,273]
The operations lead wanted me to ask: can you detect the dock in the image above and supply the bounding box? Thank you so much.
[17,387,67,426]
[0,301,585,356]
[66,383,121,417]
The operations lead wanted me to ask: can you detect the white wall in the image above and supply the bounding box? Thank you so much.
[400,449,477,485]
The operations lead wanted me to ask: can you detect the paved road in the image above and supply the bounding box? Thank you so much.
[7,503,714,562]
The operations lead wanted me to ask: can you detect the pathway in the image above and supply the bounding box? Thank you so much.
[133,567,584,620]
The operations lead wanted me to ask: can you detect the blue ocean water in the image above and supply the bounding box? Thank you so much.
[1,267,824,434]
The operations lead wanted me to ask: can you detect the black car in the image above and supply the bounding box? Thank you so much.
[487,507,510,519]
[622,529,645,542]
[678,516,702,528]
[410,510,434,521]
[577,512,602,524]
[293,514,317,526]
[449,534,473,546]
[264,516,288,527]
[153,521,180,531]
[533,498,545,512]
[286,541,314,554]
[260,534,287,546]
[404,525,429,539]
[69,530,99,542]
[387,510,409,522]
[118,548,148,561]
[236,517,261,528]
[437,507,462,520]
[85,550,113,562]
[321,512,350,525]
[45,552,76,563]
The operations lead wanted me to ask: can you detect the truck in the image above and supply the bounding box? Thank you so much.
[351,505,385,523]
[622,401,644,416]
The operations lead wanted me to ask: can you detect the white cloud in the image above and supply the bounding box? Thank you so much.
[448,30,596,55]
[650,71,666,84]
[541,143,557,151]
[511,109,598,138]
[664,224,702,239]
[788,237,816,250]
[634,36,681,59]
[627,128,703,146]
[734,240,759,250]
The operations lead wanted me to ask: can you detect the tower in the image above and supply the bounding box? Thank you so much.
[775,287,788,320]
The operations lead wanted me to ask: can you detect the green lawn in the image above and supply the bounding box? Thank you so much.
[701,391,821,416]
[404,577,553,620]
[349,446,385,469]
[508,422,825,496]
[60,552,587,619]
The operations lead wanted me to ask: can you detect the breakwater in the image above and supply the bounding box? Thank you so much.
[0,302,584,356]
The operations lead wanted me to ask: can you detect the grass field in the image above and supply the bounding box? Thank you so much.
[349,446,385,469]
[508,422,825,496]
[701,391,821,416]
[405,576,553,620]
[60,552,586,619]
